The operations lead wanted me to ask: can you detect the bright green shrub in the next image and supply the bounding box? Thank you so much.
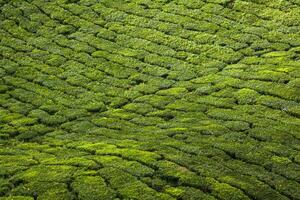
[57,108,90,120]
[241,80,299,101]
[166,100,207,112]
[98,167,174,200]
[16,124,52,140]
[13,165,75,182]
[206,177,251,200]
[135,94,174,109]
[93,155,154,177]
[1,1,300,199]
[96,147,161,167]
[10,117,37,127]
[0,111,23,124]
[84,102,106,112]
[123,102,155,115]
[164,186,184,198]
[205,46,243,63]
[108,97,129,108]
[0,196,33,200]
[256,95,300,116]
[187,94,236,108]
[60,120,96,133]
[72,176,116,200]
[220,175,289,200]
[28,109,67,126]
[234,88,260,104]
[131,83,160,95]
[194,84,215,95]
[180,187,216,200]
[5,101,33,115]
[156,87,188,97]
[131,116,165,126]
[157,160,204,187]
[167,70,196,81]
[1,37,33,52]
[11,182,70,200]
[92,117,137,131]
[223,121,250,131]
[35,186,72,200]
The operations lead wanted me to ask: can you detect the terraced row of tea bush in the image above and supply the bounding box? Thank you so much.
[0,0,300,199]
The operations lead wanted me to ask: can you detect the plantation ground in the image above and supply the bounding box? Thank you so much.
[0,0,300,199]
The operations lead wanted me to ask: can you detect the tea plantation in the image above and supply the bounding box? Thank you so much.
[0,0,300,199]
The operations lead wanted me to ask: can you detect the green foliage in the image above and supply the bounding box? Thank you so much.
[135,94,175,109]
[156,87,188,97]
[93,155,154,177]
[223,121,250,131]
[131,83,160,94]
[234,88,260,104]
[123,103,155,115]
[11,182,71,200]
[72,176,116,200]
[99,167,174,200]
[92,117,137,131]
[164,186,184,198]
[28,109,67,126]
[194,84,215,95]
[180,187,216,200]
[13,165,75,182]
[157,160,205,187]
[0,197,33,200]
[242,80,299,101]
[166,100,207,112]
[219,175,289,200]
[0,178,12,196]
[207,177,251,200]
[84,102,107,112]
[1,0,299,199]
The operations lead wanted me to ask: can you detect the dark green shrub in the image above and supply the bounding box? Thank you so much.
[0,178,13,195]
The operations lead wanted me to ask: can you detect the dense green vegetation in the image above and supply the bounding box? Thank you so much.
[0,0,300,199]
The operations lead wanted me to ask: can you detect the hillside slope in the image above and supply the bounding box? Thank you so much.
[0,0,300,199]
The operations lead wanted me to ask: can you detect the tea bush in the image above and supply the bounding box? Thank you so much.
[1,0,299,199]
[72,176,116,200]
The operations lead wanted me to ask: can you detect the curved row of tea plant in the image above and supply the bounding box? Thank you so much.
[0,0,300,199]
